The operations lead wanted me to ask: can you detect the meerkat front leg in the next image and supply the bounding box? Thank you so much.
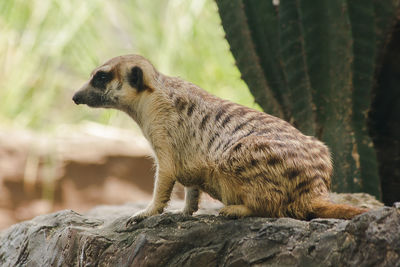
[182,187,200,215]
[126,171,175,226]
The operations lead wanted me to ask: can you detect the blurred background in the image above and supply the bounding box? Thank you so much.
[0,0,257,229]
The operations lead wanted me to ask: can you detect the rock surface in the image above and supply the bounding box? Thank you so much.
[0,201,399,267]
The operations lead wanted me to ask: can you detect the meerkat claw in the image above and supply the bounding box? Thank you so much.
[125,215,143,227]
[126,210,152,227]
[181,208,196,216]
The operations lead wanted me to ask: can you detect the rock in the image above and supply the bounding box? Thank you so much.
[0,202,399,266]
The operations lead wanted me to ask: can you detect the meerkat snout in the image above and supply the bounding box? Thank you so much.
[72,89,86,105]
[72,69,115,108]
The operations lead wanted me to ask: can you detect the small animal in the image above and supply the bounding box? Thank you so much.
[73,55,368,226]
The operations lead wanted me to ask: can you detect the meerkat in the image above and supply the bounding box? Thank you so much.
[73,54,368,226]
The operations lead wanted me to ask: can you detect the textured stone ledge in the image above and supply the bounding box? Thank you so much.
[0,201,399,266]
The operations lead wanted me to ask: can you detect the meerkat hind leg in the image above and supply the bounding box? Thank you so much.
[219,205,254,219]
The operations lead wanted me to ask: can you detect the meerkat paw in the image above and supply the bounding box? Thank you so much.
[181,206,198,216]
[169,209,194,216]
[181,201,199,216]
[219,205,253,219]
[169,205,197,216]
[126,208,159,227]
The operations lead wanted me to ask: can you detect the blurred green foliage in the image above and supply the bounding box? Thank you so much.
[0,0,256,130]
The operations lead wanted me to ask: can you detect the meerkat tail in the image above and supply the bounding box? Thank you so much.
[310,199,369,219]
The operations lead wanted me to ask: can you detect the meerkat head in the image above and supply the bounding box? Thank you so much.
[72,54,158,110]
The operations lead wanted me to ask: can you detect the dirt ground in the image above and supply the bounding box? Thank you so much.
[0,123,162,229]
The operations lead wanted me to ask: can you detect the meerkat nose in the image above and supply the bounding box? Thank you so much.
[72,92,83,105]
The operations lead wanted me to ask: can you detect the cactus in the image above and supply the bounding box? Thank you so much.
[216,0,400,201]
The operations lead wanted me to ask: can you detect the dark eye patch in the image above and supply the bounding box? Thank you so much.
[91,71,113,90]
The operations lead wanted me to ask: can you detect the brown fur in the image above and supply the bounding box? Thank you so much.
[310,199,369,220]
[72,54,368,225]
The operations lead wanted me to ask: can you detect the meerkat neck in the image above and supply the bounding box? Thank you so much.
[124,86,176,156]
[124,74,167,127]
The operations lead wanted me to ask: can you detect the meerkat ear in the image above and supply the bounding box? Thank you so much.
[128,66,145,92]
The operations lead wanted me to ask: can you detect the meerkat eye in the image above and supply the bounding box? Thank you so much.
[128,66,145,92]
[91,71,113,90]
